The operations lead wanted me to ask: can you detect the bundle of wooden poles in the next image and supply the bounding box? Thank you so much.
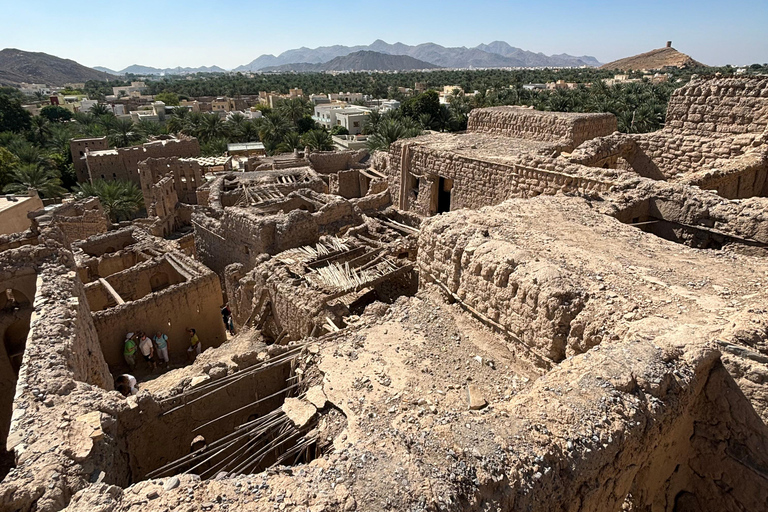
[146,405,319,480]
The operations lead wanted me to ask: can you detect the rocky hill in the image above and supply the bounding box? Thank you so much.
[601,45,705,70]
[261,51,439,72]
[0,48,114,86]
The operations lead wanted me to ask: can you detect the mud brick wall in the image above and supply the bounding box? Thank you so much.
[678,150,768,199]
[666,77,768,135]
[418,210,587,362]
[194,195,360,276]
[388,141,612,215]
[87,137,200,185]
[121,360,291,481]
[70,137,109,183]
[308,149,368,173]
[139,157,204,207]
[73,227,137,257]
[0,248,121,512]
[467,107,617,151]
[91,264,225,369]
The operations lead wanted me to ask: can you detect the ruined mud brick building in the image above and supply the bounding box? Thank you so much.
[83,135,201,185]
[1,76,768,512]
[69,137,109,184]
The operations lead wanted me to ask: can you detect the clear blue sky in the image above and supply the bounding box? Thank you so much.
[3,0,766,70]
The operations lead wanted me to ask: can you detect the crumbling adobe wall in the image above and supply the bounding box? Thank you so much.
[676,147,768,198]
[0,230,39,253]
[665,76,768,135]
[193,193,362,276]
[308,149,368,173]
[87,137,201,185]
[388,139,612,215]
[467,106,617,151]
[0,247,121,512]
[607,179,768,245]
[118,360,290,482]
[37,198,110,246]
[418,205,595,363]
[138,156,203,207]
[72,227,138,257]
[90,257,225,369]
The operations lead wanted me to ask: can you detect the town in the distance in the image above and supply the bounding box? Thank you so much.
[1,33,768,512]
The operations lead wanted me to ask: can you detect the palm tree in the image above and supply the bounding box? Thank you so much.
[201,137,229,157]
[237,120,260,142]
[277,98,311,126]
[3,163,66,198]
[182,111,205,138]
[135,119,164,137]
[89,103,112,117]
[166,108,189,134]
[366,118,422,152]
[225,112,246,136]
[199,114,227,142]
[276,131,303,153]
[301,129,334,152]
[30,116,52,144]
[109,118,142,147]
[258,113,291,149]
[74,179,144,222]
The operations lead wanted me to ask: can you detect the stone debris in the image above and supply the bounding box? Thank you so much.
[466,384,488,410]
[282,397,317,429]
[306,385,327,409]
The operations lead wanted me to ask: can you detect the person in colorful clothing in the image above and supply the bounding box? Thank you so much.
[187,328,201,361]
[153,331,170,369]
[123,332,137,370]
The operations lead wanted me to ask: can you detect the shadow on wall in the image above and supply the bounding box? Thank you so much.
[0,277,36,481]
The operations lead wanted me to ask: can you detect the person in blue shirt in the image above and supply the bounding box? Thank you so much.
[153,331,170,369]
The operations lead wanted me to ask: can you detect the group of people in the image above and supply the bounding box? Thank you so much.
[123,328,202,372]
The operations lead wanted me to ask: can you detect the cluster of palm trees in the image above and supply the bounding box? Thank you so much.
[74,180,144,222]
[165,98,334,155]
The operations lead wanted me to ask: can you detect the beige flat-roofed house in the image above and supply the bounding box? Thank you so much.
[0,193,44,235]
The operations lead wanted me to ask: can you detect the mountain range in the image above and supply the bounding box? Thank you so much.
[0,48,113,86]
[260,51,439,73]
[94,64,228,76]
[234,40,602,72]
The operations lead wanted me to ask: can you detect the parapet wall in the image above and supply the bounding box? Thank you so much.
[388,139,612,215]
[308,149,368,174]
[666,77,768,135]
[467,107,617,151]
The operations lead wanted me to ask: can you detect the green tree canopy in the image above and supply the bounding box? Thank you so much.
[0,92,32,133]
[40,105,73,123]
[155,92,180,106]
[3,162,66,198]
[74,179,144,222]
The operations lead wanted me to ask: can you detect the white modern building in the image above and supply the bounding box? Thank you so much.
[313,105,371,134]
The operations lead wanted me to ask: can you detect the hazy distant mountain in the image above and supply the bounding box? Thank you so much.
[93,66,118,75]
[236,40,601,71]
[601,45,705,71]
[261,51,440,72]
[0,48,114,86]
[476,41,602,68]
[101,64,228,76]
